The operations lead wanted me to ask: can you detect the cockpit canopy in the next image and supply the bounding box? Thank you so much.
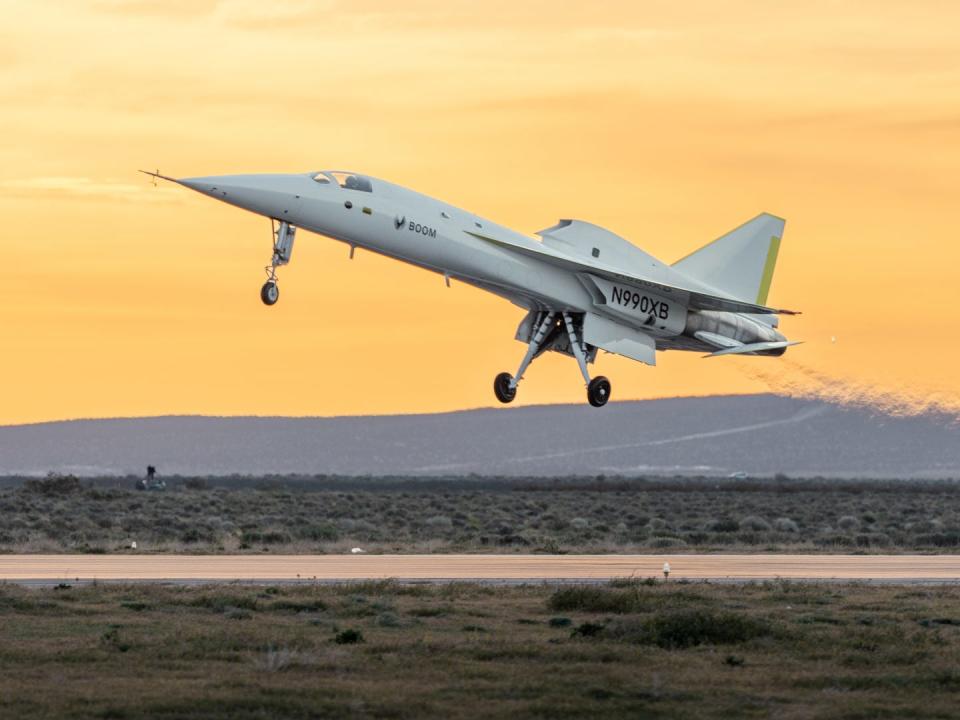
[311,171,372,192]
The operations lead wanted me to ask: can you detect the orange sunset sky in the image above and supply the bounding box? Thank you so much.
[1,0,958,424]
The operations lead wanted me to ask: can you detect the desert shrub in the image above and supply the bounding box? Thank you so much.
[377,612,401,627]
[570,517,590,530]
[189,594,258,612]
[182,478,208,491]
[571,622,605,638]
[604,610,770,649]
[425,515,453,528]
[707,518,740,533]
[547,587,643,614]
[179,528,215,544]
[297,523,339,542]
[609,577,657,588]
[648,536,688,548]
[269,599,327,613]
[814,534,856,548]
[854,533,891,547]
[334,628,364,644]
[100,626,131,652]
[408,605,453,617]
[740,515,771,532]
[837,515,860,531]
[773,518,799,533]
[915,532,960,547]
[22,474,82,496]
[241,530,292,545]
[909,519,942,533]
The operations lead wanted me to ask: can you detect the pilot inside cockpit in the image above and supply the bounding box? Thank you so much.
[342,174,373,192]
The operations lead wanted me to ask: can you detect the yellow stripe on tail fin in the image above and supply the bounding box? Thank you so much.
[756,235,782,305]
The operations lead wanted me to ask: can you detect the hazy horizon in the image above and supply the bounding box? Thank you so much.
[2,395,957,479]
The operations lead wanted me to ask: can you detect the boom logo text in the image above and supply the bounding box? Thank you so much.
[406,220,437,238]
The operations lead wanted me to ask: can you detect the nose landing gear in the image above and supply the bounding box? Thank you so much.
[261,220,296,306]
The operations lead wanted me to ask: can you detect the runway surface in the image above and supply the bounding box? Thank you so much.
[2,554,959,584]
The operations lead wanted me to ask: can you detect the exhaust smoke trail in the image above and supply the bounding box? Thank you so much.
[738,358,960,422]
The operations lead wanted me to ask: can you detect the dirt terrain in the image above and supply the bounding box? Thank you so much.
[2,580,960,719]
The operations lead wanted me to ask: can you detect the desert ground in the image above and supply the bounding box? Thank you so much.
[2,579,960,719]
[3,475,960,555]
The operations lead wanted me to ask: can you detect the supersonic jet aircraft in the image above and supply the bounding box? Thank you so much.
[143,169,799,408]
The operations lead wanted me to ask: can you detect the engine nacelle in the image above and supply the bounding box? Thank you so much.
[684,310,783,346]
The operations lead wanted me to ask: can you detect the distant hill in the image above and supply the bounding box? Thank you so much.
[0,395,957,479]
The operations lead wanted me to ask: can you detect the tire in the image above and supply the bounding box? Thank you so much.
[260,281,279,306]
[587,376,611,408]
[493,372,517,404]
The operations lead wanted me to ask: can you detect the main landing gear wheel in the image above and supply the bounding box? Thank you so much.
[260,281,279,306]
[494,372,517,404]
[587,376,611,408]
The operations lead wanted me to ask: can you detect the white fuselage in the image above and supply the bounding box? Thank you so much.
[178,172,784,354]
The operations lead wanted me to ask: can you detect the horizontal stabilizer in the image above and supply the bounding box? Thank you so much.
[703,340,802,358]
[694,331,741,350]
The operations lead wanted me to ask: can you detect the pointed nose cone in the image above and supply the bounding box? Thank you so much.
[177,176,219,196]
[176,173,307,219]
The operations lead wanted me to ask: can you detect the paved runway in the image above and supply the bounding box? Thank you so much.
[1,554,959,584]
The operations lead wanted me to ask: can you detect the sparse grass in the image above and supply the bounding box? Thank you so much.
[1,581,960,718]
[2,476,960,553]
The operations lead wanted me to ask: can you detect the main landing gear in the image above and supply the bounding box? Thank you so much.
[494,311,612,408]
[261,220,296,306]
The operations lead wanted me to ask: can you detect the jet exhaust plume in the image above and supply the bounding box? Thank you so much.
[739,359,960,423]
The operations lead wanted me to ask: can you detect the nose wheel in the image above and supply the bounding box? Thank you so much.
[260,281,279,306]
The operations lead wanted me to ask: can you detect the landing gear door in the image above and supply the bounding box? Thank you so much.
[583,313,657,366]
[272,219,296,267]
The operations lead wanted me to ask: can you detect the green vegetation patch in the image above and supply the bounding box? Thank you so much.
[0,581,959,719]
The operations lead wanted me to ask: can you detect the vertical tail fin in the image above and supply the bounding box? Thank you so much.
[672,213,786,305]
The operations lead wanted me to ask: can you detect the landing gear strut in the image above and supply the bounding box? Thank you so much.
[561,312,611,408]
[493,311,612,408]
[261,220,296,306]
[493,311,556,405]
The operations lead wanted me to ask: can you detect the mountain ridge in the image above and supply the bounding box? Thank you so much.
[1,394,956,479]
